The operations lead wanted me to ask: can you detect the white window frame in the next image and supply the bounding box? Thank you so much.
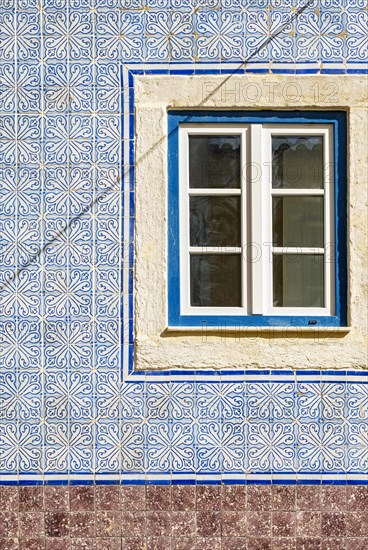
[179,123,335,318]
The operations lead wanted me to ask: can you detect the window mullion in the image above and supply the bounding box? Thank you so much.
[250,124,264,314]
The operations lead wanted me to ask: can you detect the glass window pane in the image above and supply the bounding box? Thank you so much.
[190,196,241,247]
[190,254,241,307]
[272,196,324,248]
[272,136,324,189]
[273,254,324,307]
[189,135,241,188]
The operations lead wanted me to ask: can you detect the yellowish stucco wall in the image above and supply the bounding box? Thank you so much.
[134,75,368,371]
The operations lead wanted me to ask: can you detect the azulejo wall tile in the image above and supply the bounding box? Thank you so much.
[195,10,244,60]
[0,319,41,370]
[44,321,93,370]
[346,11,368,61]
[0,1,367,485]
[0,371,42,421]
[95,320,120,368]
[0,266,41,317]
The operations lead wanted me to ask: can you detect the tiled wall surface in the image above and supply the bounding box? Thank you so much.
[0,484,367,549]
[0,0,367,487]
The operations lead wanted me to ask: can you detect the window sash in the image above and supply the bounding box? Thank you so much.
[179,123,335,317]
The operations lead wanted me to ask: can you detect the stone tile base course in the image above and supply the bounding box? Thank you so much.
[0,486,367,549]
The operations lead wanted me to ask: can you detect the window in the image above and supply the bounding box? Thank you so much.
[168,112,347,328]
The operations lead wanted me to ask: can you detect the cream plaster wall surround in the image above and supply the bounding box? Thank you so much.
[134,75,368,371]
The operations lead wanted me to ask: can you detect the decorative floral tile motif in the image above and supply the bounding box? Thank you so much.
[0,1,367,483]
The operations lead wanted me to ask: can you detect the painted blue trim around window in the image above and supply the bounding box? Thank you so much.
[168,110,347,328]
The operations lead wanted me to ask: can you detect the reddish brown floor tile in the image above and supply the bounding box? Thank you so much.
[346,539,368,550]
[0,512,18,537]
[146,512,171,537]
[0,487,18,512]
[221,511,247,537]
[45,512,69,538]
[196,511,221,537]
[171,511,196,537]
[222,537,247,549]
[196,486,221,511]
[321,487,346,511]
[296,511,321,537]
[346,511,368,537]
[19,513,44,539]
[171,539,194,550]
[272,512,296,537]
[222,486,246,511]
[95,487,121,512]
[247,512,271,537]
[272,538,296,550]
[271,486,296,511]
[121,511,145,538]
[121,487,145,512]
[247,486,272,511]
[44,488,69,512]
[0,484,359,550]
[0,539,19,550]
[122,538,146,550]
[71,539,96,550]
[19,488,43,513]
[146,486,171,512]
[70,512,96,538]
[19,540,45,550]
[45,539,71,550]
[96,539,121,550]
[321,539,346,550]
[296,539,321,550]
[96,511,121,538]
[296,487,321,511]
[70,487,95,512]
[321,512,346,537]
[172,486,196,511]
[346,486,368,511]
[193,538,221,550]
[247,538,271,550]
[146,537,171,550]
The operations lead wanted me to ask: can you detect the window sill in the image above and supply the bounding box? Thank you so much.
[165,326,351,334]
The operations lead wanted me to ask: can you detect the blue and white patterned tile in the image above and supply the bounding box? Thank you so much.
[44,218,93,268]
[0,115,42,165]
[0,64,41,113]
[0,0,367,484]
[248,382,296,421]
[0,219,39,268]
[44,320,93,371]
[95,320,120,368]
[147,10,194,60]
[347,383,368,421]
[0,319,41,370]
[18,421,44,473]
[195,10,244,60]
[96,10,145,61]
[298,420,346,473]
[248,420,296,473]
[0,372,42,421]
[147,420,195,473]
[45,421,94,473]
[198,420,246,473]
[44,269,93,318]
[146,382,195,421]
[44,63,94,113]
[346,420,368,473]
[44,11,93,61]
[346,10,367,61]
[0,267,41,317]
